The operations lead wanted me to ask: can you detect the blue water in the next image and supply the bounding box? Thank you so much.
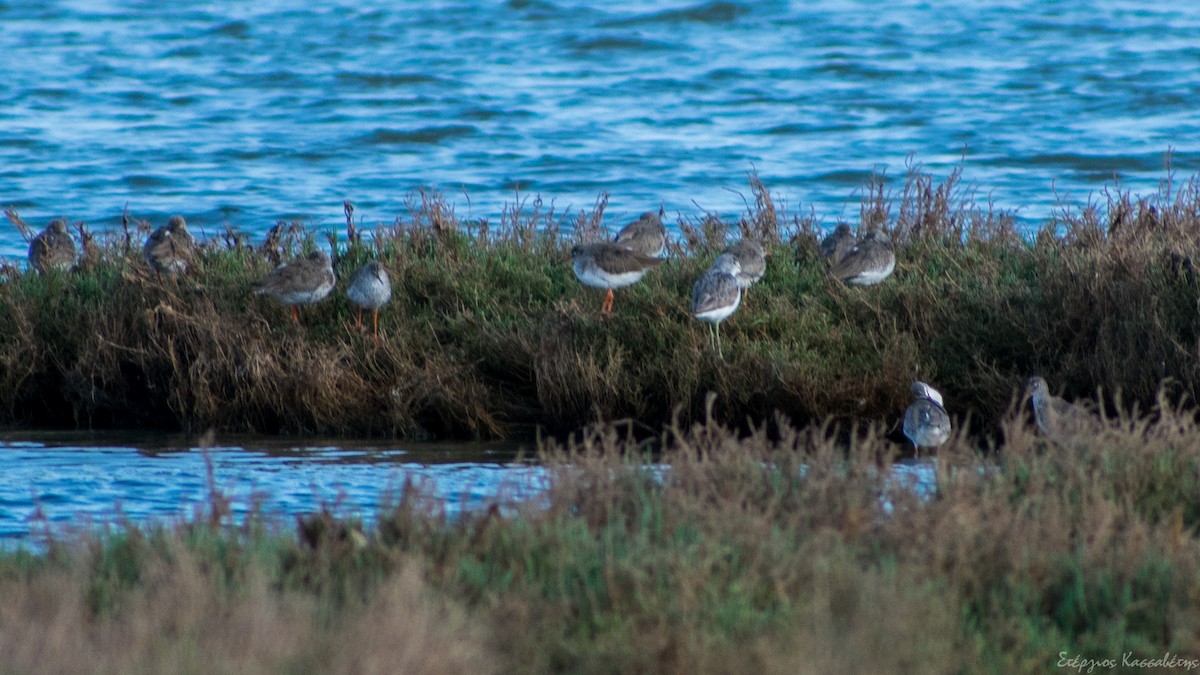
[3,1,1199,259]
[0,433,548,546]
[0,432,938,547]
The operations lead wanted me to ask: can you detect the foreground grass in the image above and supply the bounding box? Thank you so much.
[3,168,1200,439]
[3,404,1199,674]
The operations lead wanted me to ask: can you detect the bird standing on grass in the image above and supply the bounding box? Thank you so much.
[903,381,951,458]
[143,215,197,280]
[1026,376,1101,439]
[829,229,895,286]
[571,242,665,319]
[28,219,77,273]
[614,210,667,258]
[253,250,336,324]
[691,254,742,358]
[721,239,766,296]
[819,223,856,265]
[346,261,392,345]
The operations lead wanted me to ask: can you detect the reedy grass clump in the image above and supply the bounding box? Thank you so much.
[3,403,1199,673]
[3,165,1200,439]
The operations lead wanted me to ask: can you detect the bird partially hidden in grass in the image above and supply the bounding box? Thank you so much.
[829,229,895,286]
[614,210,667,258]
[721,239,766,296]
[903,381,951,458]
[571,242,664,319]
[28,218,77,273]
[1026,376,1101,440]
[253,250,336,324]
[143,215,196,280]
[346,260,392,345]
[692,254,742,358]
[819,223,856,265]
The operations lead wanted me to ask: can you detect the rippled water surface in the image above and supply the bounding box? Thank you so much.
[0,432,545,546]
[3,0,1200,257]
[0,432,937,547]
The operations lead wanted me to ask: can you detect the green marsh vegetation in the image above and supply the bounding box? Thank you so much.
[2,403,1199,673]
[4,166,1200,672]
[3,165,1200,442]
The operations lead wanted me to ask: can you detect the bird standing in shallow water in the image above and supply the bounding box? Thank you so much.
[571,242,664,319]
[253,250,336,324]
[143,215,197,280]
[903,381,951,458]
[614,211,667,258]
[829,229,895,286]
[691,254,742,358]
[721,239,766,296]
[819,223,856,265]
[28,219,77,273]
[1027,376,1100,440]
[346,261,392,345]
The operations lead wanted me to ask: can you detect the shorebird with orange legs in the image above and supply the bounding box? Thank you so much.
[253,250,336,324]
[346,260,392,345]
[571,242,664,319]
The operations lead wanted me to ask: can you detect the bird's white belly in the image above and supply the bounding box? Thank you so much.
[848,258,895,286]
[694,295,740,324]
[574,262,646,289]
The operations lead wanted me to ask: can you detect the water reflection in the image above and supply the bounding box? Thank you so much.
[0,431,546,546]
[0,431,939,548]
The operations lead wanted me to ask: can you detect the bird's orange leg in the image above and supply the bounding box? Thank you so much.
[602,288,614,318]
[372,310,380,346]
[291,306,300,324]
[356,308,364,331]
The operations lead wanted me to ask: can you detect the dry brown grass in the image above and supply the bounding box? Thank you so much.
[0,537,492,675]
[2,169,1200,442]
[3,390,1200,672]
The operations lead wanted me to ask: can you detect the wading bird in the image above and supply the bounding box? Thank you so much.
[571,242,664,319]
[721,239,766,296]
[346,260,392,345]
[1026,376,1100,440]
[28,219,77,273]
[903,381,951,457]
[819,223,856,265]
[253,250,336,324]
[691,254,742,358]
[143,215,197,280]
[614,210,667,258]
[829,229,895,286]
